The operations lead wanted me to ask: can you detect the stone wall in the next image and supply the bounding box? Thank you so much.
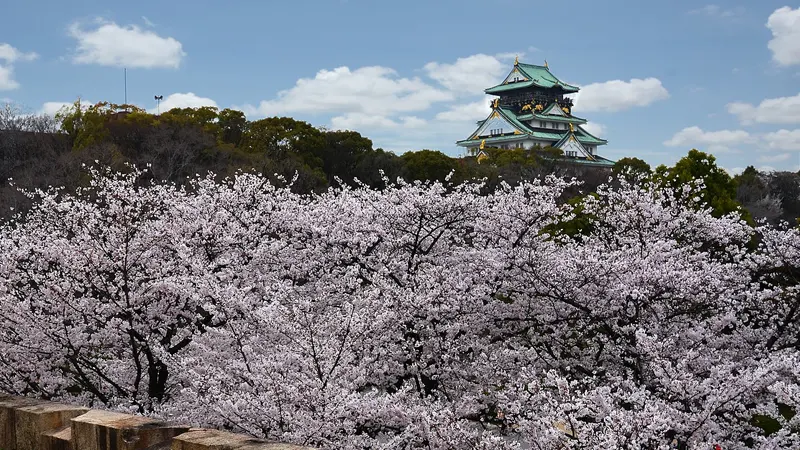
[0,395,314,450]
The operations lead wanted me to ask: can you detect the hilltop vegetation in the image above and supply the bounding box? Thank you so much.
[0,101,583,215]
[2,101,799,225]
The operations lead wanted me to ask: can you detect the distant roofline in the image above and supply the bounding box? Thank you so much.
[484,60,580,94]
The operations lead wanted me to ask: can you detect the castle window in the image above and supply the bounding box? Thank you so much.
[566,150,577,157]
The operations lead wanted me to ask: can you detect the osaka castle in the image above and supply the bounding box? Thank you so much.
[456,58,614,167]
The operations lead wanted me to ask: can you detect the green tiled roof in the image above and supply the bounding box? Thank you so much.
[541,102,561,115]
[485,80,539,94]
[456,134,526,145]
[554,132,574,149]
[485,62,580,94]
[517,113,587,124]
[529,131,565,140]
[518,63,580,91]
[457,131,606,147]
[575,126,607,145]
[459,104,607,149]
[497,108,533,133]
[560,156,615,167]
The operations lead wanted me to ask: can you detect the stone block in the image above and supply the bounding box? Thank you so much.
[41,425,72,450]
[0,395,49,450]
[171,429,314,450]
[14,401,88,450]
[70,409,189,450]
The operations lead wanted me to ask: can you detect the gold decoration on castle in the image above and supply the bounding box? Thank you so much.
[514,55,519,65]
[492,98,499,108]
[479,139,486,150]
[521,104,532,111]
[544,59,549,68]
[535,104,544,111]
[562,106,570,114]
[569,123,574,132]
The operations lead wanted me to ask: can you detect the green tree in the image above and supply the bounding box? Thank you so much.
[401,149,458,183]
[217,108,247,146]
[541,193,598,240]
[241,117,324,162]
[769,171,800,223]
[56,101,144,150]
[160,106,220,136]
[613,157,652,182]
[318,130,374,184]
[352,148,407,188]
[655,149,744,218]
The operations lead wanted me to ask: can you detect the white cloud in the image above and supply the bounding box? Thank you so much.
[330,113,426,131]
[434,97,491,122]
[572,78,669,112]
[758,152,792,163]
[724,166,785,175]
[234,54,668,155]
[664,126,751,154]
[0,43,38,63]
[581,122,606,137]
[767,6,800,66]
[40,101,76,116]
[763,129,800,151]
[0,43,38,91]
[689,5,744,19]
[153,92,217,113]
[37,100,94,117]
[0,66,18,91]
[68,19,185,69]
[727,92,800,125]
[243,65,453,117]
[423,53,510,94]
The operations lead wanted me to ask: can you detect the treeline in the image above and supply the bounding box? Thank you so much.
[614,152,800,225]
[1,101,798,224]
[0,101,592,215]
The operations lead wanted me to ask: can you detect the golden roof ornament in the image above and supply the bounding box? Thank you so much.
[479,139,486,150]
[544,59,549,68]
[514,55,519,65]
[492,98,499,108]
[569,123,574,132]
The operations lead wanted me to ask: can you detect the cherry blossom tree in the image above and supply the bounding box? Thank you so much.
[0,166,798,449]
[0,166,225,413]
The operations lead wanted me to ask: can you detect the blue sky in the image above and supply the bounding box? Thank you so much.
[2,0,799,173]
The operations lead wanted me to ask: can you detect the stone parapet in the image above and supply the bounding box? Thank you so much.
[0,395,315,450]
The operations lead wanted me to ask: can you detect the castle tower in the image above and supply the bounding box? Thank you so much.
[456,59,613,167]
